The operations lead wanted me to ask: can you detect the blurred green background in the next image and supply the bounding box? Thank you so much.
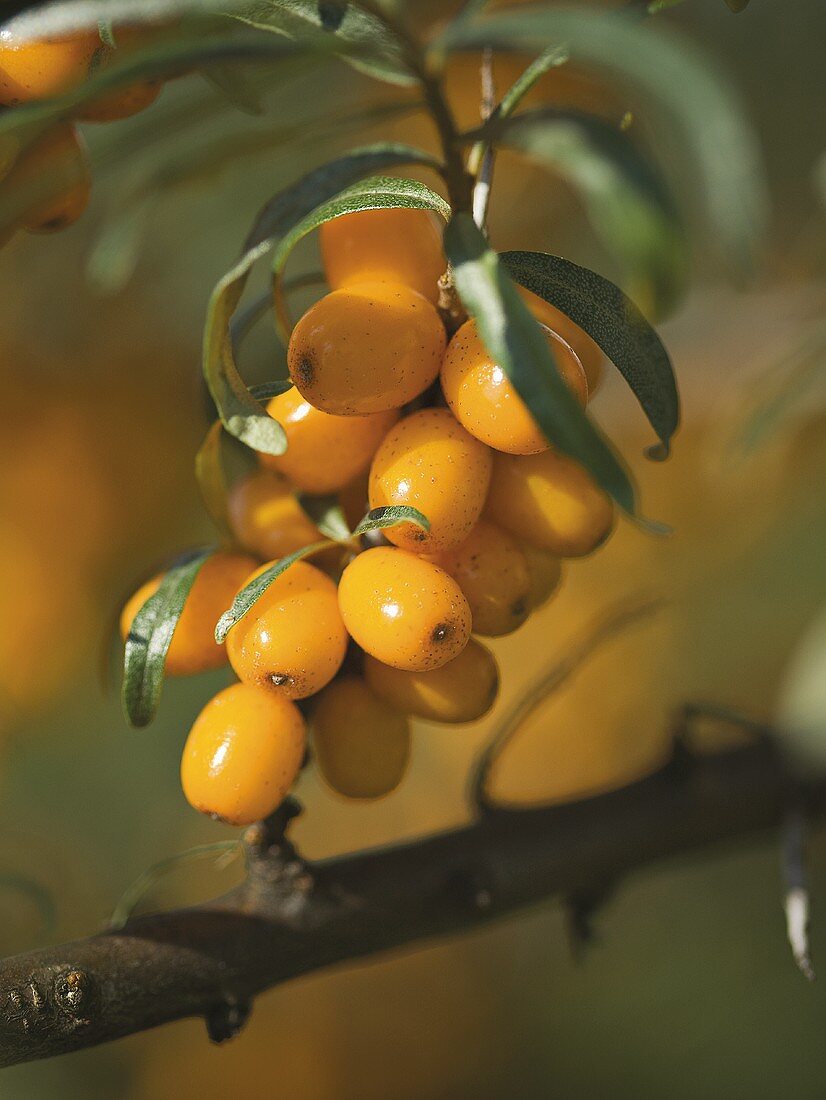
[0,1,825,1096]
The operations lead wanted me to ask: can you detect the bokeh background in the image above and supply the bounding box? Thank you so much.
[1,1,825,1096]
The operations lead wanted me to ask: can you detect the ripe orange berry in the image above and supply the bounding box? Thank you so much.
[440,318,587,456]
[364,638,499,724]
[519,287,605,394]
[338,547,472,672]
[228,470,324,561]
[368,407,493,553]
[311,675,410,799]
[181,683,305,826]
[320,208,445,305]
[2,124,91,233]
[287,282,446,415]
[486,450,615,558]
[120,551,257,676]
[260,386,397,495]
[522,543,563,610]
[226,560,348,699]
[0,31,96,104]
[430,520,532,637]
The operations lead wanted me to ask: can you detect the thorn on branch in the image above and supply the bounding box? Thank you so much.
[469,598,663,817]
[565,884,614,961]
[205,995,251,1044]
[782,807,815,981]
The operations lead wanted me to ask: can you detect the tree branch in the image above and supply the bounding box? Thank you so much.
[0,733,822,1068]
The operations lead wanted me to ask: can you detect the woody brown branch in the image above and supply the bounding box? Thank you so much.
[0,735,821,1069]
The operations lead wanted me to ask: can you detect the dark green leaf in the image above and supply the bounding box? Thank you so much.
[474,108,688,317]
[299,495,353,541]
[203,241,289,456]
[195,422,233,539]
[248,380,294,401]
[495,47,569,121]
[215,540,333,642]
[438,7,767,270]
[500,250,679,458]
[232,0,415,86]
[270,174,450,336]
[200,64,266,114]
[352,505,431,537]
[246,142,443,249]
[122,548,215,728]
[204,144,442,456]
[445,214,636,513]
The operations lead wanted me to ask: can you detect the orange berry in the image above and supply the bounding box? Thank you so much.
[440,318,587,455]
[260,386,397,494]
[320,207,445,305]
[519,287,605,395]
[2,123,91,233]
[338,469,370,532]
[522,544,563,610]
[226,560,348,699]
[338,547,471,672]
[228,470,323,561]
[430,520,532,637]
[311,675,410,799]
[80,79,161,122]
[181,683,305,826]
[368,407,493,553]
[364,638,499,724]
[120,551,257,676]
[0,31,96,104]
[287,283,446,415]
[486,450,615,558]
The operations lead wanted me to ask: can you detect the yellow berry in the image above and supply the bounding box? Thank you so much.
[228,470,323,561]
[430,520,532,637]
[519,286,605,395]
[440,318,587,455]
[120,551,257,676]
[522,543,563,609]
[311,675,410,799]
[486,450,615,557]
[364,638,499,724]
[320,207,445,305]
[287,282,446,415]
[3,123,91,233]
[368,407,493,553]
[260,386,397,494]
[181,683,305,826]
[0,31,97,104]
[338,547,471,672]
[226,560,348,699]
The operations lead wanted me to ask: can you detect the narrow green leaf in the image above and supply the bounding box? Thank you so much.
[203,241,289,457]
[203,144,442,456]
[445,214,636,514]
[195,422,233,539]
[299,495,353,541]
[122,548,215,728]
[500,250,679,458]
[496,47,569,121]
[438,7,767,270]
[270,174,450,337]
[352,505,431,537]
[246,142,443,249]
[247,380,292,402]
[215,540,333,643]
[473,108,688,318]
[97,18,118,49]
[231,0,416,86]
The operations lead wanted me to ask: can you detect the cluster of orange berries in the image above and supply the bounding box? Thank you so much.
[0,24,163,236]
[122,207,614,826]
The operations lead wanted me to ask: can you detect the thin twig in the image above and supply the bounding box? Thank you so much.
[469,597,664,814]
[472,48,496,229]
